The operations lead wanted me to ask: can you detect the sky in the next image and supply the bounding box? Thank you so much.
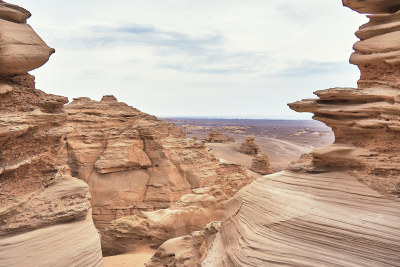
[12,0,367,119]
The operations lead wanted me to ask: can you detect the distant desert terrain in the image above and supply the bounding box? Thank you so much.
[167,118,334,171]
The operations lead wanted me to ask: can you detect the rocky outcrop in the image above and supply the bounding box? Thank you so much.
[64,97,237,234]
[0,1,55,76]
[250,153,274,175]
[146,221,220,267]
[0,2,103,266]
[288,1,400,196]
[202,1,400,266]
[100,160,253,255]
[239,135,260,155]
[204,129,234,143]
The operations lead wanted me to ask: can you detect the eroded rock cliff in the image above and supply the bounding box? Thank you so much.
[0,2,103,266]
[289,0,400,196]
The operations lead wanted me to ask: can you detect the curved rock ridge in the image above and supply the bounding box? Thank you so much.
[203,171,400,266]
[0,1,55,76]
[289,1,400,196]
[343,0,400,14]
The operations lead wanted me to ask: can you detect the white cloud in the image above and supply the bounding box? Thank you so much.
[11,0,367,118]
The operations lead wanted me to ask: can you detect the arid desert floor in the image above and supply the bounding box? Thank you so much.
[168,118,334,171]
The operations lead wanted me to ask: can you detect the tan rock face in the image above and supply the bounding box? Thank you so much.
[342,0,400,14]
[203,171,400,266]
[0,1,55,77]
[239,135,260,155]
[289,2,400,196]
[250,153,274,175]
[204,129,234,143]
[146,221,221,267]
[100,159,253,256]
[0,3,103,266]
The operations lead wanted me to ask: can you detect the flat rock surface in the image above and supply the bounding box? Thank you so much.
[203,171,400,266]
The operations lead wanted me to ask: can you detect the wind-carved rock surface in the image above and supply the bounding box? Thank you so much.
[0,1,55,76]
[239,135,260,155]
[202,1,400,266]
[289,1,400,196]
[204,129,234,143]
[100,157,253,256]
[0,2,103,266]
[63,96,254,248]
[250,153,274,175]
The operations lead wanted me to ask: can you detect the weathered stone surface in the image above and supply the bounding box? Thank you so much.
[0,1,54,76]
[0,3,103,266]
[288,3,400,195]
[342,0,400,14]
[204,129,234,143]
[203,171,400,266]
[0,1,30,23]
[250,153,274,175]
[100,159,253,256]
[146,221,220,267]
[239,135,260,155]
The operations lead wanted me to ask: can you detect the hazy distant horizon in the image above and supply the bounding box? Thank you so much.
[159,114,313,120]
[13,0,366,118]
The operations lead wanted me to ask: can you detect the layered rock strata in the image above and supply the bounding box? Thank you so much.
[239,135,260,155]
[0,1,55,76]
[203,171,400,266]
[250,153,274,175]
[0,2,103,266]
[289,1,400,196]
[63,97,254,239]
[101,159,253,255]
[204,129,234,143]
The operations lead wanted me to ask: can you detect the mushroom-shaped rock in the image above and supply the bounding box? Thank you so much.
[342,0,400,14]
[0,1,55,76]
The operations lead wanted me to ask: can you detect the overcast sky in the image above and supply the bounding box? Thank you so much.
[13,0,367,119]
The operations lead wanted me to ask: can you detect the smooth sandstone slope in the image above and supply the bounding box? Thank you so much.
[0,2,103,266]
[203,171,400,266]
[203,0,400,266]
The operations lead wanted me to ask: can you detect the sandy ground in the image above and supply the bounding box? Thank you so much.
[103,246,155,267]
[168,119,334,172]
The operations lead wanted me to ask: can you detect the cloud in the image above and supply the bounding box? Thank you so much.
[51,23,222,52]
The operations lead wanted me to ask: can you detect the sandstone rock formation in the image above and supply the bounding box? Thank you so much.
[204,129,234,143]
[0,1,55,76]
[0,2,103,266]
[146,221,220,267]
[250,153,274,175]
[239,135,260,155]
[100,159,253,256]
[61,96,255,243]
[202,1,400,266]
[288,1,400,196]
[203,171,400,266]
